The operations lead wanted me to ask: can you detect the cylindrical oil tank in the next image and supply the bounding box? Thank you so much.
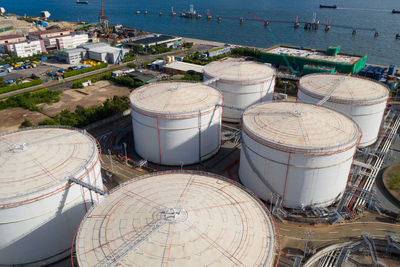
[130,81,223,165]
[298,74,389,147]
[75,171,278,267]
[239,102,361,209]
[203,58,275,122]
[0,127,103,266]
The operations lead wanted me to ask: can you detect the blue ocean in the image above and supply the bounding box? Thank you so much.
[6,0,400,64]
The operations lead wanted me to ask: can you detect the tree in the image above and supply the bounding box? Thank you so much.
[20,119,34,128]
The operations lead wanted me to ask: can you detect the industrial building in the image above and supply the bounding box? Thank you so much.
[260,45,367,74]
[133,34,182,48]
[43,33,89,50]
[56,48,87,64]
[298,74,389,147]
[203,58,276,122]
[0,34,26,45]
[130,81,223,165]
[0,127,104,266]
[0,34,28,53]
[28,29,71,40]
[74,171,278,267]
[239,102,361,209]
[56,42,126,64]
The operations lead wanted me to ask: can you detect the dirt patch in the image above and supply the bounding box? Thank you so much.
[382,164,400,203]
[39,81,130,117]
[0,107,50,133]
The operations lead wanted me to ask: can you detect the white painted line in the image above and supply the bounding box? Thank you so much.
[329,231,339,234]
[376,228,387,231]
[279,228,290,231]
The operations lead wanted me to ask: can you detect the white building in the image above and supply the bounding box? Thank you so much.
[44,34,89,50]
[11,40,45,57]
[56,48,87,64]
[56,42,126,65]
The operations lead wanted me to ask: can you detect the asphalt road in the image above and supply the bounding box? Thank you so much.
[0,45,209,99]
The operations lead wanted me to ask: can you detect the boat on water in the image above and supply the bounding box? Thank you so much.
[76,0,88,4]
[180,4,202,19]
[319,4,337,9]
[392,9,400,13]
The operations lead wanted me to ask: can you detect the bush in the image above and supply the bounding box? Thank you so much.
[72,81,84,89]
[63,63,108,78]
[127,62,136,69]
[71,70,113,85]
[20,119,34,128]
[38,95,129,128]
[112,76,144,89]
[122,50,136,63]
[0,79,43,95]
[183,42,193,48]
[231,47,261,58]
[0,89,62,111]
[182,70,203,81]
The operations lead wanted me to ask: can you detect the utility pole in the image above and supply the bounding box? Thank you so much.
[108,149,114,173]
[123,142,127,164]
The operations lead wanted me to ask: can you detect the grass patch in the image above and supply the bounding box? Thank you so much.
[386,165,400,193]
[0,79,43,95]
[0,88,61,111]
[63,63,108,78]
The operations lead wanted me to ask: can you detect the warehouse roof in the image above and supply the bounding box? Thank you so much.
[164,61,204,73]
[134,34,180,45]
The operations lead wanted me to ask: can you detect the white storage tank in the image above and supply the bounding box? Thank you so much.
[130,81,223,165]
[203,58,275,122]
[298,74,389,147]
[0,127,103,266]
[239,102,361,208]
[75,171,278,267]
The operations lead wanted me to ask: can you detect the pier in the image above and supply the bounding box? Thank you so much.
[134,7,379,36]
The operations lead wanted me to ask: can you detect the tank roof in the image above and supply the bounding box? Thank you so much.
[76,171,277,267]
[299,74,389,105]
[0,127,98,205]
[242,102,361,153]
[130,82,222,118]
[203,58,275,84]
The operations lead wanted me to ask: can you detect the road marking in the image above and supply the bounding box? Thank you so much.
[351,228,360,231]
[376,228,388,231]
[329,231,339,234]
[279,228,290,231]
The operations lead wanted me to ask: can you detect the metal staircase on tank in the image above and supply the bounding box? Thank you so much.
[68,177,108,195]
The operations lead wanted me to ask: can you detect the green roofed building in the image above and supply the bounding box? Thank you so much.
[259,44,367,74]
